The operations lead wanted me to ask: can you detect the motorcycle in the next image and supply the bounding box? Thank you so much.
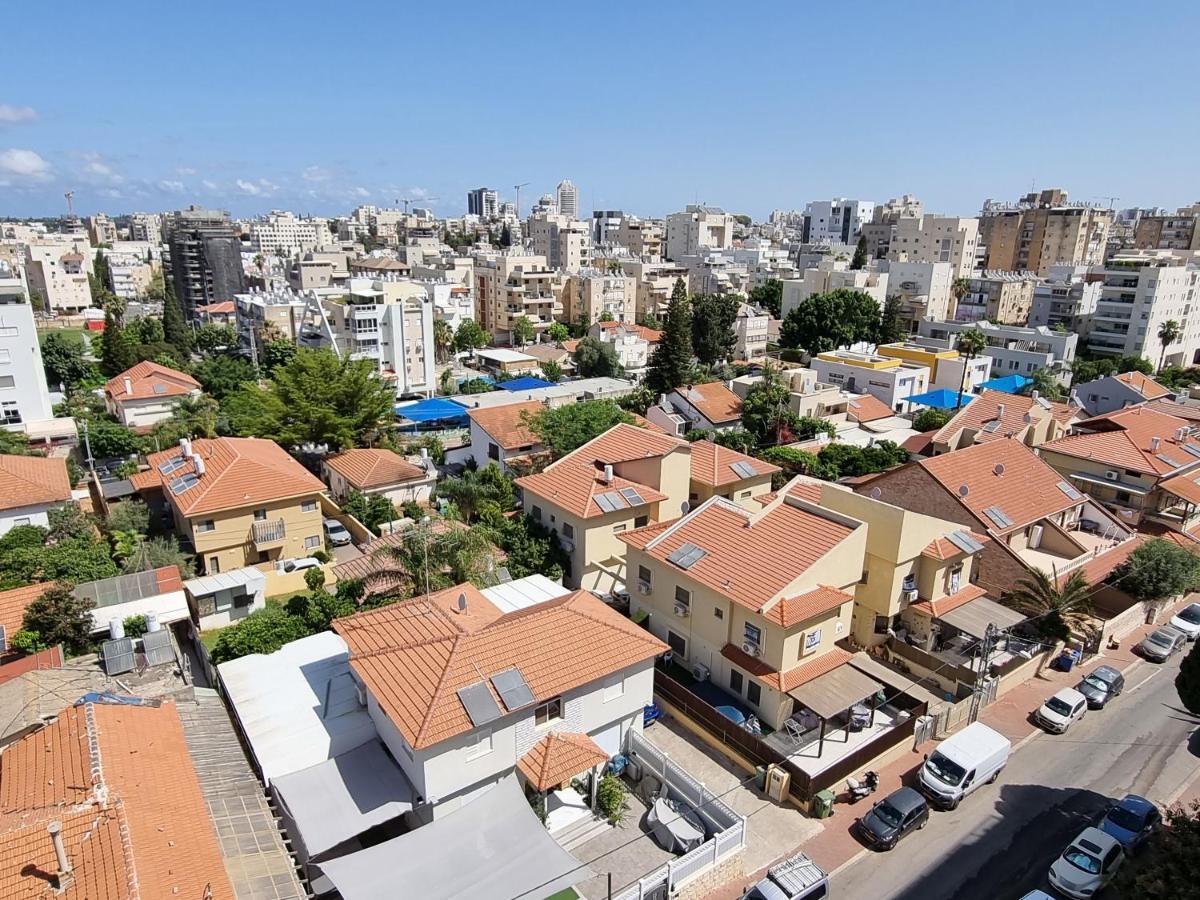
[846,770,880,801]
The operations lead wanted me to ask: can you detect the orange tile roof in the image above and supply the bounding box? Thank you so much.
[0,702,233,899]
[721,643,853,692]
[334,585,666,750]
[324,448,427,489]
[1161,470,1200,505]
[103,360,200,403]
[196,301,235,314]
[902,431,936,455]
[516,423,685,518]
[762,586,853,628]
[598,321,662,342]
[628,413,668,434]
[1055,535,1147,587]
[846,394,894,424]
[1041,405,1200,477]
[1147,398,1200,422]
[467,400,544,451]
[931,389,1078,446]
[907,583,989,617]
[0,583,53,637]
[688,440,780,488]
[918,439,1081,532]
[921,532,989,561]
[137,437,325,517]
[1114,371,1171,400]
[673,383,743,425]
[517,732,608,792]
[0,455,72,512]
[620,495,857,612]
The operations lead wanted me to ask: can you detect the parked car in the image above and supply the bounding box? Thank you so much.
[1169,603,1200,641]
[282,557,321,573]
[1048,827,1124,899]
[1099,794,1160,854]
[1017,893,1056,900]
[1036,687,1088,734]
[917,722,1011,810]
[856,787,929,850]
[323,518,352,546]
[740,851,828,900]
[1139,626,1187,662]
[1076,665,1125,709]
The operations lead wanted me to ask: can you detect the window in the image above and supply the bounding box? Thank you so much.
[0,375,13,389]
[744,623,762,648]
[254,509,268,521]
[305,535,321,549]
[667,631,686,656]
[747,682,761,706]
[1116,490,1132,503]
[562,522,574,539]
[196,520,215,533]
[0,401,20,425]
[535,697,563,727]
[532,505,542,521]
[729,670,743,694]
[602,674,624,702]
[674,585,691,609]
[874,615,891,635]
[638,565,651,587]
[209,556,221,574]
[301,499,318,513]
[13,517,30,527]
[739,490,752,499]
[713,607,723,620]
[488,442,500,461]
[635,515,648,528]
[465,728,493,760]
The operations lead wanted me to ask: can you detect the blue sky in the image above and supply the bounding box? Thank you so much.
[3,0,1198,220]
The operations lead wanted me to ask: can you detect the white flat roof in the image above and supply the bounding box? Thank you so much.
[476,347,536,363]
[185,566,266,597]
[452,377,637,409]
[480,574,570,613]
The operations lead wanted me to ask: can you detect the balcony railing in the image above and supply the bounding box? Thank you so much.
[250,518,286,546]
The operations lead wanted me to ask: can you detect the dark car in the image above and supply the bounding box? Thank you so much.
[857,786,929,850]
[1099,794,1160,853]
[1076,665,1125,709]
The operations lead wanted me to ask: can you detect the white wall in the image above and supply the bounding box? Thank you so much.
[0,502,55,536]
[88,590,190,633]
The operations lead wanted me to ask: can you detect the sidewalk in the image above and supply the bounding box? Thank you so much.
[705,594,1196,899]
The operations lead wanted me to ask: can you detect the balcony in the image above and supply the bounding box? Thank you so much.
[250,518,286,548]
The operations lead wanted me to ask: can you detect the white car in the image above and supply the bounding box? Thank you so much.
[323,518,352,546]
[282,557,321,573]
[1048,827,1124,899]
[1036,687,1088,734]
[1169,603,1200,640]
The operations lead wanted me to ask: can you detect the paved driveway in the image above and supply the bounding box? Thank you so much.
[332,543,363,564]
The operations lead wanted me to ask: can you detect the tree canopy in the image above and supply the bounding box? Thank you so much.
[573,336,624,379]
[850,236,869,270]
[161,278,192,358]
[1112,538,1200,603]
[645,279,693,394]
[454,319,491,352]
[524,399,633,458]
[690,294,738,365]
[1176,639,1200,715]
[748,280,782,319]
[779,288,881,355]
[1115,799,1200,899]
[41,333,97,392]
[511,315,535,347]
[912,408,950,432]
[21,585,96,656]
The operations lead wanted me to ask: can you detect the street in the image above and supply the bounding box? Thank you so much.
[832,652,1200,900]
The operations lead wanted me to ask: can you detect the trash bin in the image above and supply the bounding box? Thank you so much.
[1056,652,1074,673]
[812,789,836,819]
[755,765,768,791]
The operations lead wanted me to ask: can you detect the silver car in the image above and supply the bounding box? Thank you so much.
[1139,626,1186,662]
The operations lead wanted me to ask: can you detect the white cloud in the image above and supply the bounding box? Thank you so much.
[0,105,37,124]
[257,178,279,192]
[351,186,371,198]
[302,165,332,182]
[201,179,218,191]
[80,153,124,185]
[101,188,124,199]
[407,186,430,200]
[0,148,52,180]
[235,178,262,196]
[157,179,185,193]
[176,166,197,176]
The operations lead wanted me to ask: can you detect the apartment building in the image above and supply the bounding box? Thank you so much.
[23,235,93,312]
[861,195,924,258]
[927,389,1080,455]
[801,198,875,246]
[528,213,591,273]
[250,211,327,256]
[236,287,311,352]
[516,423,691,594]
[132,436,328,574]
[811,350,930,413]
[591,209,624,244]
[1085,251,1200,364]
[735,302,770,361]
[562,270,636,325]
[956,271,1037,324]
[0,454,72,535]
[664,205,734,261]
[473,251,565,344]
[467,187,499,218]
[165,206,246,316]
[86,212,118,246]
[0,268,57,436]
[876,342,991,394]
[426,279,475,331]
[979,189,1113,276]
[103,360,203,428]
[915,319,1078,383]
[556,179,579,219]
[1133,204,1200,252]
[128,211,163,243]
[1028,265,1102,335]
[588,322,653,374]
[780,261,889,319]
[882,261,955,326]
[613,216,663,261]
[1070,370,1173,417]
[106,252,154,299]
[889,214,980,278]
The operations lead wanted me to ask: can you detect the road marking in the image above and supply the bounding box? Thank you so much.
[1126,669,1161,694]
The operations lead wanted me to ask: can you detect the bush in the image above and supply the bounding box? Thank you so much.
[123,615,148,638]
[9,630,47,655]
[1112,539,1200,603]
[21,585,96,656]
[913,408,950,432]
[209,605,312,664]
[312,549,331,564]
[596,774,629,825]
[304,567,327,593]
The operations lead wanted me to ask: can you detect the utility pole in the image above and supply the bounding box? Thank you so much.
[968,622,998,723]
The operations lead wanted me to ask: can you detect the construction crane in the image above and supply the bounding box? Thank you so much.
[63,191,75,216]
[513,182,530,218]
[397,197,440,213]
[1092,196,1120,210]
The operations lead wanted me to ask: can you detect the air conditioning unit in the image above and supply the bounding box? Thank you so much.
[1104,470,1120,481]
[692,662,711,683]
[674,602,690,617]
[742,641,761,657]
[903,589,919,603]
[1029,524,1044,549]
[637,581,652,595]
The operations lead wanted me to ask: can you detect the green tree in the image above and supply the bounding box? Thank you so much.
[525,400,633,458]
[47,505,93,543]
[748,279,783,319]
[342,489,398,534]
[1157,319,1182,373]
[192,354,257,400]
[690,294,739,365]
[131,316,165,345]
[639,312,662,331]
[954,327,988,409]
[912,408,950,432]
[645,279,692,394]
[779,289,881,355]
[224,349,395,451]
[286,588,355,634]
[435,464,515,524]
[850,235,869,270]
[573,336,624,379]
[1009,569,1093,642]
[262,339,296,373]
[1176,640,1200,715]
[121,535,194,576]
[433,319,454,364]
[546,322,570,343]
[740,362,834,447]
[500,223,513,248]
[759,446,839,484]
[686,429,757,455]
[454,319,491,353]
[1026,368,1066,401]
[618,385,655,416]
[541,360,563,383]
[491,514,568,581]
[876,294,906,346]
[816,441,908,479]
[41,332,96,391]
[1112,538,1200,604]
[144,270,165,302]
[209,605,313,664]
[84,419,141,458]
[161,278,192,358]
[194,323,239,355]
[100,311,136,377]
[29,289,45,314]
[105,499,150,537]
[511,315,535,348]
[0,429,30,456]
[21,585,95,656]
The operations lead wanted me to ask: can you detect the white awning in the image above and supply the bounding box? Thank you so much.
[939,596,1027,639]
[184,566,266,597]
[481,574,570,613]
[317,776,590,900]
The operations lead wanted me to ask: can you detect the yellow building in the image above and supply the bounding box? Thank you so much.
[877,341,991,394]
[133,437,329,575]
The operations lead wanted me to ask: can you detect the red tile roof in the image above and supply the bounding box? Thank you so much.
[195,301,235,315]
[103,360,200,403]
[688,440,780,488]
[324,448,427,489]
[907,583,989,617]
[467,400,544,451]
[761,586,853,628]
[846,394,894,423]
[598,322,663,343]
[334,585,666,750]
[0,455,72,512]
[721,643,853,692]
[1055,535,1147,587]
[1114,371,1171,400]
[0,584,52,637]
[931,389,1078,446]
[673,383,743,425]
[517,732,608,792]
[921,532,989,561]
[1042,405,1200,476]
[136,437,326,516]
[0,702,233,899]
[1147,398,1200,422]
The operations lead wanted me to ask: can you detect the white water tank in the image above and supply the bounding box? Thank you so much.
[108,618,125,641]
[145,611,160,633]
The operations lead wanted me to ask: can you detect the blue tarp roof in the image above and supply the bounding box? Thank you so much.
[395,397,471,423]
[496,377,554,392]
[908,389,976,410]
[979,374,1032,394]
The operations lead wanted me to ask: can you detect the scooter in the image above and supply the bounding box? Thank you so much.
[846,770,879,801]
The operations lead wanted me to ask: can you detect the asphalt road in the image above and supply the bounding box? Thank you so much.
[832,652,1200,900]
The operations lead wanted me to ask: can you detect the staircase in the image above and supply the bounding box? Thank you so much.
[554,812,612,853]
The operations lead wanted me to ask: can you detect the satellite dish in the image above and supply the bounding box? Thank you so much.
[958,484,970,497]
[870,487,882,500]
[993,463,1005,476]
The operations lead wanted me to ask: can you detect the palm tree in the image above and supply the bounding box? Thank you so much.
[1008,569,1094,643]
[364,519,499,598]
[954,327,988,410]
[1157,320,1181,373]
[433,319,454,365]
[951,277,970,309]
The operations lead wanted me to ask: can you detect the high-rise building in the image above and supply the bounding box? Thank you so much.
[86,213,118,247]
[472,250,565,343]
[889,214,981,278]
[249,211,326,256]
[1085,250,1199,364]
[527,213,592,273]
[591,209,624,244]
[1133,204,1200,253]
[128,212,163,244]
[801,198,876,245]
[979,189,1113,276]
[467,187,498,219]
[0,262,67,438]
[22,234,94,313]
[164,206,246,317]
[664,205,733,261]
[556,179,578,219]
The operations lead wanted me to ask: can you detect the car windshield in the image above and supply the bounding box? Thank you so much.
[1148,632,1174,647]
[1107,805,1146,831]
[1082,675,1111,692]
[873,800,904,828]
[1180,607,1200,624]
[925,752,966,786]
[1063,847,1102,875]
[1046,697,1074,716]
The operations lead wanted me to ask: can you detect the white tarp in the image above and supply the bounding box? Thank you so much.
[317,776,590,900]
[271,738,415,862]
[481,574,570,613]
[218,631,377,785]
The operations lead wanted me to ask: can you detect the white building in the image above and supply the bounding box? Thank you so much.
[882,260,955,327]
[1086,251,1199,365]
[23,236,93,313]
[467,187,499,219]
[86,213,118,247]
[106,253,154,300]
[734,302,770,362]
[128,212,163,244]
[1028,265,1101,337]
[802,198,876,245]
[425,280,474,331]
[916,319,1078,384]
[889,214,980,278]
[780,261,889,319]
[591,209,623,245]
[810,350,931,414]
[588,321,651,374]
[664,205,733,261]
[555,179,579,219]
[0,266,58,437]
[250,211,326,257]
[527,213,591,273]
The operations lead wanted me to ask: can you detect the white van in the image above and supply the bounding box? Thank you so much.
[917,721,1010,809]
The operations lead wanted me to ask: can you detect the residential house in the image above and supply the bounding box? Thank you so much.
[473,347,540,377]
[731,368,852,425]
[322,448,436,506]
[74,566,187,634]
[0,583,50,651]
[0,454,72,536]
[132,437,328,574]
[810,350,931,414]
[516,424,690,593]
[523,343,576,377]
[734,302,770,362]
[877,342,991,394]
[955,271,1037,324]
[846,394,896,426]
[185,566,267,630]
[103,360,203,429]
[1071,371,1174,417]
[859,439,1132,597]
[467,401,548,474]
[334,583,666,819]
[928,389,1080,454]
[647,382,744,435]
[687,440,780,509]
[780,261,889,320]
[589,321,657,375]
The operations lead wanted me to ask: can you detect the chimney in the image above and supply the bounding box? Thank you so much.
[123,376,133,396]
[1150,437,1161,452]
[48,820,73,885]
[996,403,1005,419]
[603,464,614,484]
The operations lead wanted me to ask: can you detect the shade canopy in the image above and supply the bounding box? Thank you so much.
[271,738,415,862]
[497,376,554,392]
[938,596,1026,639]
[395,397,471,424]
[907,389,976,410]
[788,663,881,720]
[317,776,589,900]
[979,374,1032,394]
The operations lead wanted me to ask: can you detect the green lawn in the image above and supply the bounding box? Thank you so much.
[37,324,91,347]
[543,890,580,900]
[199,596,289,650]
